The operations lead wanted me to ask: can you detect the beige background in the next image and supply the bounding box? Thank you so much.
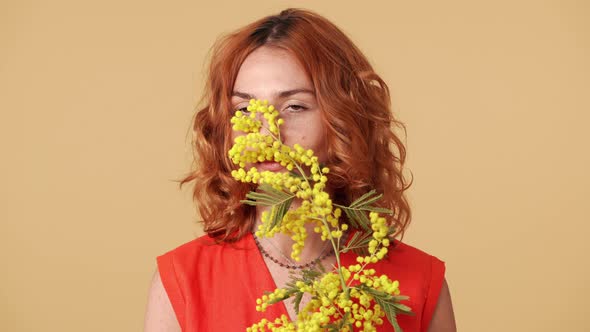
[2,0,589,331]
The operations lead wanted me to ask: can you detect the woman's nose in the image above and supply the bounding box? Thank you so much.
[256,112,273,136]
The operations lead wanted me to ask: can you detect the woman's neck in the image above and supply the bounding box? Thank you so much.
[254,198,329,265]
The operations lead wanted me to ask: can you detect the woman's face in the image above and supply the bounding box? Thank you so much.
[230,46,327,172]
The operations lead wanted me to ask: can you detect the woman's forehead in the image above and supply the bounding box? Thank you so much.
[233,46,313,96]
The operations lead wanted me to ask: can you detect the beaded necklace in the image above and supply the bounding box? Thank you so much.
[252,232,334,270]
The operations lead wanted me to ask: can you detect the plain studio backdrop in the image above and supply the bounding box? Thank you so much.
[1,1,589,331]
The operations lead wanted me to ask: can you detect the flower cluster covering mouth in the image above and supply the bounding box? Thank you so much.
[228,99,412,332]
[228,100,336,261]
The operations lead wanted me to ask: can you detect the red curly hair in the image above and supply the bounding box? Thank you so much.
[178,8,414,243]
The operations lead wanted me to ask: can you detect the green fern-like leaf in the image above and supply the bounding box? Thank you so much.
[293,291,303,314]
[240,183,296,232]
[282,265,328,315]
[269,197,294,230]
[241,183,295,206]
[349,189,382,208]
[359,286,414,332]
[342,231,373,256]
[336,190,394,232]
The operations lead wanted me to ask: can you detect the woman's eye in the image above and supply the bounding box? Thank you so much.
[285,104,307,113]
[237,106,249,113]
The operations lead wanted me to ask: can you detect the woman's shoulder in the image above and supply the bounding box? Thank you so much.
[390,238,444,265]
[379,238,446,281]
[378,239,447,331]
[157,233,254,267]
[160,233,218,255]
[356,238,446,299]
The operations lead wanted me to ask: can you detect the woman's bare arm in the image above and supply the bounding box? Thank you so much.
[144,268,182,332]
[427,277,457,332]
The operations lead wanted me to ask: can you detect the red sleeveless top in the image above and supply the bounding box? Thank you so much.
[157,233,445,332]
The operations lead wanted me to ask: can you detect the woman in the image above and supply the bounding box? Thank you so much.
[144,8,456,332]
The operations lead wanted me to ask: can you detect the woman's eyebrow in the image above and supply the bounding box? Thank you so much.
[231,91,254,99]
[231,88,315,99]
[278,88,316,98]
